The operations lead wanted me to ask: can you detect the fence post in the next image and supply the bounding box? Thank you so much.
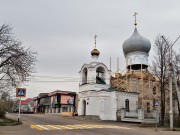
[138,108,144,122]
[120,108,126,120]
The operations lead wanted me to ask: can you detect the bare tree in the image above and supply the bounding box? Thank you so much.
[172,51,180,115]
[0,24,37,94]
[152,35,170,126]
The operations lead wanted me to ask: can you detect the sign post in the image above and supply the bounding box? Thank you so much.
[18,97,21,122]
[155,99,158,132]
[16,88,26,122]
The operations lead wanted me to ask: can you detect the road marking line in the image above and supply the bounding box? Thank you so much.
[62,126,73,129]
[47,125,62,130]
[43,125,56,130]
[118,126,131,129]
[36,125,50,130]
[30,124,132,131]
[31,125,44,130]
[70,125,85,129]
[57,125,73,130]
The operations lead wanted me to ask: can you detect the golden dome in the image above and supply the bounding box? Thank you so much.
[91,48,100,56]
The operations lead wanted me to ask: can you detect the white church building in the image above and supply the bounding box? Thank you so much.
[78,34,139,121]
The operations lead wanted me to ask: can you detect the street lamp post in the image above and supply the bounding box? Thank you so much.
[169,62,173,130]
[161,35,180,130]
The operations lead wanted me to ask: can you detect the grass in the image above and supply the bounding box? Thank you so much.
[0,117,22,126]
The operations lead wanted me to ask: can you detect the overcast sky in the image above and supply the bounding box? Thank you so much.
[0,0,180,98]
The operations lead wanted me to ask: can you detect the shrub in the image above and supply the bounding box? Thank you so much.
[174,115,180,127]
[0,111,6,118]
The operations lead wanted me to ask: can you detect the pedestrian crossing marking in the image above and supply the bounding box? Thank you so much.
[47,125,61,130]
[43,125,56,130]
[31,124,130,130]
[31,125,44,130]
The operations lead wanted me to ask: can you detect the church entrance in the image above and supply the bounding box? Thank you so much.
[82,100,86,116]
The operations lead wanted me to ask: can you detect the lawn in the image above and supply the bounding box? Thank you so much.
[0,117,22,126]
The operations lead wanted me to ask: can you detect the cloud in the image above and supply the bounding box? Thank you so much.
[0,0,180,97]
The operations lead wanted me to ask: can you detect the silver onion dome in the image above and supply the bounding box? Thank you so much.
[123,28,151,55]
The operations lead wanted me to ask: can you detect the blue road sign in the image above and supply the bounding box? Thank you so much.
[16,88,26,97]
[155,99,158,106]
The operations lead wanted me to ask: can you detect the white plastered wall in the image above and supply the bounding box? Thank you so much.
[126,51,148,67]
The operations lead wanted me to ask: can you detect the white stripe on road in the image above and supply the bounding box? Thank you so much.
[36,125,50,130]
[61,125,73,129]
[31,124,132,130]
[47,125,62,129]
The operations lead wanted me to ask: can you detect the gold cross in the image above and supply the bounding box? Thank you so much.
[94,35,97,49]
[133,12,138,27]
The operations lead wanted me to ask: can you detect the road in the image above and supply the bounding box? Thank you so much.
[0,113,179,135]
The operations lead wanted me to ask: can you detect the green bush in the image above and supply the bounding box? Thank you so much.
[174,115,180,127]
[0,111,6,118]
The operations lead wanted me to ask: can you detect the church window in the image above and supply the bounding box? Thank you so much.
[153,86,156,95]
[153,98,155,108]
[147,102,150,113]
[82,68,88,85]
[96,67,106,84]
[125,99,129,112]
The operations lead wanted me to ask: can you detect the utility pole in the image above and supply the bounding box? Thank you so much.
[169,62,173,130]
[161,35,180,130]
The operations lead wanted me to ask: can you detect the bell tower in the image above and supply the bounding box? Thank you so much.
[79,35,110,92]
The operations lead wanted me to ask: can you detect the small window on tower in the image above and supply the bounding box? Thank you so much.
[153,86,156,95]
[82,68,88,85]
[147,102,150,113]
[125,99,129,112]
[96,66,106,84]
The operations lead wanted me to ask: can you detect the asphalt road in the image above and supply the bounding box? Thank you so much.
[0,113,179,135]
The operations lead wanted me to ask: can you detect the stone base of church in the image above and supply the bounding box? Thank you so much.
[99,115,116,121]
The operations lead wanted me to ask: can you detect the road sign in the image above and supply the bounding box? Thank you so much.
[155,99,158,106]
[16,88,26,97]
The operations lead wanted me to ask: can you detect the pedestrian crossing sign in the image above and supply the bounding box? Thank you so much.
[16,88,26,97]
[155,99,158,106]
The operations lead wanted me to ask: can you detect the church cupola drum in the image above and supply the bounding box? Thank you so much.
[122,13,151,70]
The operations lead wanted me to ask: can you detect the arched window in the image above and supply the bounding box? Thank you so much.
[125,99,129,112]
[147,102,150,113]
[96,67,106,84]
[153,98,155,108]
[82,68,87,85]
[153,86,156,95]
[82,100,86,116]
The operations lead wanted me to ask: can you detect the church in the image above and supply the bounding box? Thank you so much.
[77,15,161,121]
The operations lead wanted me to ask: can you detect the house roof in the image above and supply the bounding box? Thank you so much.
[19,98,33,105]
[48,90,76,96]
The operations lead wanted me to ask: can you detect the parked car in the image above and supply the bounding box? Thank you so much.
[13,109,34,114]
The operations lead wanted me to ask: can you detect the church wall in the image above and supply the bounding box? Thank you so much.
[98,91,115,120]
[111,91,118,121]
[77,96,83,115]
[78,91,100,116]
[86,94,99,115]
[116,91,138,111]
[79,84,110,92]
[78,90,139,121]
